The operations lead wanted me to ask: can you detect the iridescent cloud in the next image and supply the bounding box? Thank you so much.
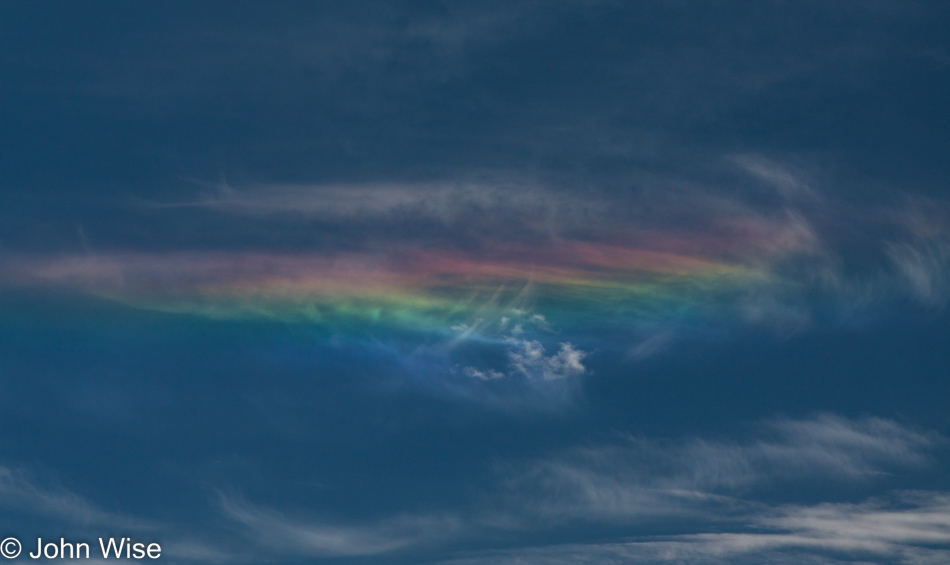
[3,172,949,373]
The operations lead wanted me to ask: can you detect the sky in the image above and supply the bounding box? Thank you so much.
[1,2,950,564]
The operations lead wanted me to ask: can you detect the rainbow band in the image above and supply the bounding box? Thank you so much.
[1,240,773,340]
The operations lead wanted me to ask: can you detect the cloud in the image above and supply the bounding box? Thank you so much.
[463,366,505,380]
[452,307,589,382]
[733,154,819,201]
[424,415,947,564]
[446,305,593,384]
[94,414,927,564]
[6,157,950,374]
[0,466,242,564]
[430,493,950,565]
[219,494,462,558]
[0,466,154,530]
[205,415,945,563]
[507,340,587,381]
[886,239,950,306]
[758,492,950,552]
[153,180,607,234]
[501,415,941,522]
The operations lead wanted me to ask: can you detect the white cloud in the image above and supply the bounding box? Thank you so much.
[529,313,553,331]
[448,307,590,383]
[463,366,505,380]
[508,340,587,380]
[760,493,950,551]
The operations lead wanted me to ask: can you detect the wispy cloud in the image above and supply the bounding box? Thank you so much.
[732,154,820,201]
[220,494,462,558]
[0,466,240,564]
[886,239,950,306]
[501,415,941,523]
[431,493,950,565]
[417,415,948,564]
[150,180,609,241]
[210,415,945,563]
[0,466,153,530]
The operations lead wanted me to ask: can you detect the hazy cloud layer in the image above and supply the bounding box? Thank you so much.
[211,414,946,563]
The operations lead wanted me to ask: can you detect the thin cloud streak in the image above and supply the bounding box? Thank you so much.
[154,181,606,225]
[220,495,463,558]
[431,494,950,565]
[0,466,154,531]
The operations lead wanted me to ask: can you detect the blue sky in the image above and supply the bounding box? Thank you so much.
[1,2,950,564]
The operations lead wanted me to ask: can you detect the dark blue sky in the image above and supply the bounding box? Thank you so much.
[1,2,950,564]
